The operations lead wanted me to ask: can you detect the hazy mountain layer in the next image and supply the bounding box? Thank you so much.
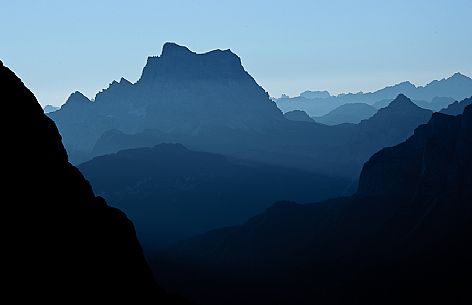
[49,42,284,159]
[283,110,315,122]
[79,143,353,250]
[276,73,471,116]
[89,94,432,179]
[155,104,472,305]
[313,102,377,125]
[441,96,472,115]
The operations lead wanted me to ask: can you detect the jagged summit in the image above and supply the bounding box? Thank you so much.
[139,42,243,82]
[450,72,470,80]
[49,43,283,158]
[396,81,416,88]
[387,93,419,109]
[441,96,472,115]
[62,91,91,107]
[161,42,195,57]
[358,94,433,143]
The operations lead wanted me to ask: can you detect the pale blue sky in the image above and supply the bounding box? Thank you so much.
[1,0,471,106]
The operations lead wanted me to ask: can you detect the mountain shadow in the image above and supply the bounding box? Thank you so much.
[0,61,158,298]
[154,104,472,305]
[79,143,353,250]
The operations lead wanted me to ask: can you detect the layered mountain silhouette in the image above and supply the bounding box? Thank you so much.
[79,143,352,250]
[313,102,377,125]
[276,72,472,116]
[1,61,157,297]
[155,104,472,305]
[299,90,331,99]
[283,109,315,122]
[48,44,436,182]
[49,42,283,161]
[373,96,456,111]
[441,96,472,115]
[84,93,432,179]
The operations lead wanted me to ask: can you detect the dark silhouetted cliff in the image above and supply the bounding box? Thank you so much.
[1,61,156,297]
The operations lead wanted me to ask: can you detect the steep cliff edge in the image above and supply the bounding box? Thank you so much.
[1,60,155,297]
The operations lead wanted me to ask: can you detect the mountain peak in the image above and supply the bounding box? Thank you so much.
[398,81,415,87]
[66,91,90,103]
[60,91,91,111]
[387,94,418,109]
[450,72,470,80]
[161,42,195,57]
[139,43,248,83]
[363,93,432,128]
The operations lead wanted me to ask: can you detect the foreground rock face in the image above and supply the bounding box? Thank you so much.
[1,61,154,295]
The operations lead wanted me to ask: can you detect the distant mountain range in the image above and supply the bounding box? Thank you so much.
[47,43,440,182]
[155,103,472,305]
[43,104,59,113]
[85,94,434,179]
[79,143,352,250]
[276,72,472,116]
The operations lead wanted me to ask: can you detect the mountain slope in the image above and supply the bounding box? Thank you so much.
[283,110,315,122]
[440,96,472,115]
[313,102,377,125]
[1,61,155,296]
[155,104,472,305]
[79,143,352,250]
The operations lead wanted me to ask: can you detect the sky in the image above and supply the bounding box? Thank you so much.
[1,0,471,106]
